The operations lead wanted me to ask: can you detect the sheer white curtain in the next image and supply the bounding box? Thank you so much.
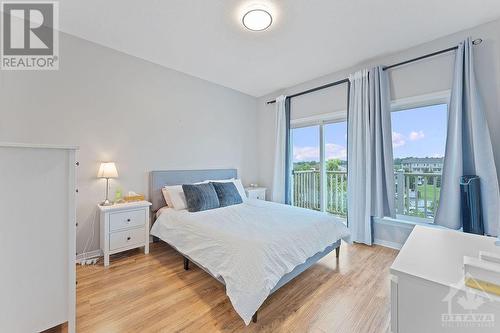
[347,67,395,245]
[435,38,500,236]
[272,95,287,203]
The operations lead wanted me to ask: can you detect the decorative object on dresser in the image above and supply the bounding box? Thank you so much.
[97,162,118,206]
[0,143,77,333]
[390,225,500,333]
[99,201,152,267]
[245,186,266,200]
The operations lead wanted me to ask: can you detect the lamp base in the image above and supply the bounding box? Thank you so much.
[100,199,113,206]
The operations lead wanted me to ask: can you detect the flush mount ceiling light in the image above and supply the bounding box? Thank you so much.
[242,9,272,31]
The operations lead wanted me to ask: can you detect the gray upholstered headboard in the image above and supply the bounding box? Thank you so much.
[149,169,237,211]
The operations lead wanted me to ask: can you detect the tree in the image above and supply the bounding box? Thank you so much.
[293,161,319,171]
[326,159,341,171]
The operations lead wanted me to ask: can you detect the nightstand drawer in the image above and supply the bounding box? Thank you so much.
[246,189,266,200]
[109,209,145,231]
[252,192,266,200]
[109,227,145,251]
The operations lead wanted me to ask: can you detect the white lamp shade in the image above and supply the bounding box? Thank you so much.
[97,162,118,178]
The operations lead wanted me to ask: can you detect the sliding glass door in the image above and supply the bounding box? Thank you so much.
[291,120,347,219]
[324,121,348,217]
[291,125,320,210]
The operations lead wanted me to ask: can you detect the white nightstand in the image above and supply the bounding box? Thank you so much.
[245,187,267,200]
[98,201,152,267]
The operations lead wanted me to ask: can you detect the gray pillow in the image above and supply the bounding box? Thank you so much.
[211,182,243,207]
[182,183,220,212]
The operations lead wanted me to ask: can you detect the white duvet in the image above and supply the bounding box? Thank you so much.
[150,199,351,325]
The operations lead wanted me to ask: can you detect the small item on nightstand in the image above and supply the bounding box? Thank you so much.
[249,183,259,188]
[124,190,145,202]
[97,162,119,206]
[115,187,125,204]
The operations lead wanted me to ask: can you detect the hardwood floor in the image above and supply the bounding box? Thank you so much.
[77,242,398,333]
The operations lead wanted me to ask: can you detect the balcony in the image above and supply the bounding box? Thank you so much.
[292,170,347,216]
[292,169,441,220]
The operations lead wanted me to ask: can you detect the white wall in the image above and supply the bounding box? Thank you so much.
[257,19,500,246]
[0,33,259,254]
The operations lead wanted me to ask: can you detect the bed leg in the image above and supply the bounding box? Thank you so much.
[336,245,340,258]
[252,311,258,323]
[184,257,190,270]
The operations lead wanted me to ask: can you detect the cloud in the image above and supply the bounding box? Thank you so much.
[293,146,319,161]
[326,143,347,160]
[293,143,347,162]
[392,131,406,148]
[409,130,425,141]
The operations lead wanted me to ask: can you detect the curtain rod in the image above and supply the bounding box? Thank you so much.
[266,38,482,105]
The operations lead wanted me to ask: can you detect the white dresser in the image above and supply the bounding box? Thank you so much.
[0,143,77,333]
[99,201,152,267]
[390,225,500,333]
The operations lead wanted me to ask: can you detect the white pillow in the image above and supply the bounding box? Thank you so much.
[164,185,187,210]
[207,178,247,201]
[161,187,174,207]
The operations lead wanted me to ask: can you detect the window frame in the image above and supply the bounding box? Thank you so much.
[290,110,347,129]
[389,89,450,224]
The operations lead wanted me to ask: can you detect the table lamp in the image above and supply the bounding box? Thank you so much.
[98,162,118,206]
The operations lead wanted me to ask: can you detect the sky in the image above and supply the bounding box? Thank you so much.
[292,104,447,162]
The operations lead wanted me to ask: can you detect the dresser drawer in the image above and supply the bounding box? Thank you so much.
[109,209,145,231]
[109,227,145,251]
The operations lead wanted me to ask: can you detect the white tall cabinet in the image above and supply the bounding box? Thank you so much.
[0,143,77,333]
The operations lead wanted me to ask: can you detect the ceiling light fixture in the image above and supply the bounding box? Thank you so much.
[242,9,272,31]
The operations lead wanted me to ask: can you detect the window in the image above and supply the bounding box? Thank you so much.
[291,119,348,220]
[391,103,448,222]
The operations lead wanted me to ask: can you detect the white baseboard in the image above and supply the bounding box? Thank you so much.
[76,249,102,262]
[374,238,403,250]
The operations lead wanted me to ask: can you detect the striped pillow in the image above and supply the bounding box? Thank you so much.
[211,182,243,207]
[182,183,220,212]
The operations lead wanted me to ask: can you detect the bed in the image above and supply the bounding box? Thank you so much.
[149,169,351,325]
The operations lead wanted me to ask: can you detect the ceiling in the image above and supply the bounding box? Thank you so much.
[60,0,500,97]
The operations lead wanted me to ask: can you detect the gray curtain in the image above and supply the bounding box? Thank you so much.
[370,67,396,219]
[271,96,292,204]
[271,95,287,203]
[435,38,500,236]
[347,66,395,245]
